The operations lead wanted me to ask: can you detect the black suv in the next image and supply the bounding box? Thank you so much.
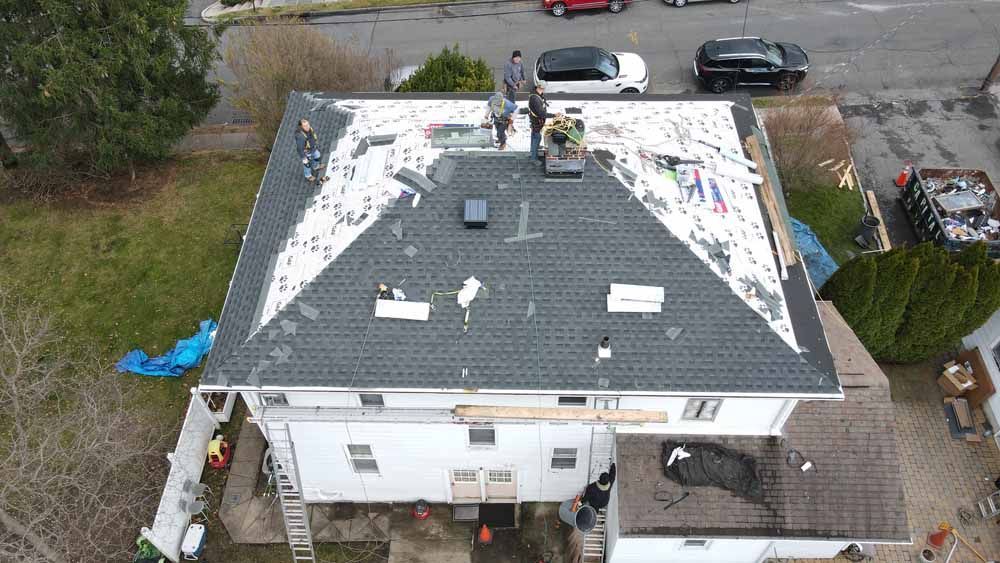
[694,37,809,93]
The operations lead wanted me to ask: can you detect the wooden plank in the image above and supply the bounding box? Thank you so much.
[838,164,854,189]
[954,398,974,429]
[454,405,668,423]
[864,190,892,251]
[745,136,797,266]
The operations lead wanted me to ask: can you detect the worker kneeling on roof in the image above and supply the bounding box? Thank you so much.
[580,462,617,510]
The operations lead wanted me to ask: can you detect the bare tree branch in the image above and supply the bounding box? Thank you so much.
[0,289,171,562]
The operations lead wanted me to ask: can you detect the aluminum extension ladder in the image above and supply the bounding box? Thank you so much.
[263,421,316,562]
[582,508,608,563]
[977,490,1000,519]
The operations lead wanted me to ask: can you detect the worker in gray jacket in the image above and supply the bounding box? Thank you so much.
[503,51,525,102]
[294,119,330,184]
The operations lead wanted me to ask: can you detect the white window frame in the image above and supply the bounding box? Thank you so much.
[358,393,384,407]
[550,447,578,470]
[558,396,589,407]
[682,398,722,421]
[260,393,289,407]
[468,424,496,448]
[487,469,513,484]
[345,444,380,475]
[680,539,712,550]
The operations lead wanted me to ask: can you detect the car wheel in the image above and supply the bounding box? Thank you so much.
[709,77,732,93]
[621,87,640,94]
[609,0,624,12]
[673,0,687,6]
[776,73,797,91]
[551,2,567,15]
[728,0,740,3]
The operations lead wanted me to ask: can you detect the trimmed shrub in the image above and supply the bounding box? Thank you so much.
[398,45,494,93]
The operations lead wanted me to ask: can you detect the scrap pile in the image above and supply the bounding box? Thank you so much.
[661,441,764,502]
[543,115,587,177]
[924,173,1000,242]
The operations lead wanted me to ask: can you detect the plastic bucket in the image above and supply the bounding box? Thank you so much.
[558,499,597,533]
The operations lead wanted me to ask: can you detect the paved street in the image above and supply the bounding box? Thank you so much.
[202,0,1000,123]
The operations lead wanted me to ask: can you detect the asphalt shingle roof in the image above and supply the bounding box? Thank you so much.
[206,142,838,394]
[615,384,909,541]
[203,93,352,381]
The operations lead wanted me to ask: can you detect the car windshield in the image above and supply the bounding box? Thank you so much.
[596,49,619,79]
[760,40,784,66]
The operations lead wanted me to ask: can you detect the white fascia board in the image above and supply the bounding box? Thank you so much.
[374,300,431,321]
[196,383,845,401]
[607,295,662,313]
[609,283,665,303]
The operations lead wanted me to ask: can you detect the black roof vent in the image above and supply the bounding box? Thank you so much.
[464,199,488,228]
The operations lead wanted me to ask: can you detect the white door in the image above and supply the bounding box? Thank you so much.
[484,469,517,503]
[450,469,482,503]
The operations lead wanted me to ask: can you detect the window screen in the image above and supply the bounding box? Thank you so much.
[551,448,577,469]
[558,396,588,407]
[359,393,384,407]
[683,399,721,421]
[452,469,479,483]
[347,444,379,474]
[469,426,496,446]
[260,393,288,407]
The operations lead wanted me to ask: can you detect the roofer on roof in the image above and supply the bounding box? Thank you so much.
[294,119,330,185]
[580,462,616,510]
[528,83,559,164]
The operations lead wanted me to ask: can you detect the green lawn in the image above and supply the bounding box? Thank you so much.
[0,151,266,415]
[784,184,866,265]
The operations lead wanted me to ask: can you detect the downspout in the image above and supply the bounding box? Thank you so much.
[770,399,798,436]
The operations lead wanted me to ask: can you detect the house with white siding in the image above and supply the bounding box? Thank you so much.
[196,91,909,562]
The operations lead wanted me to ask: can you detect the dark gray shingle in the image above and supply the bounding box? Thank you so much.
[207,149,838,394]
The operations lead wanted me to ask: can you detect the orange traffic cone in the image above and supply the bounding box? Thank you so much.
[478,524,493,545]
[895,163,911,187]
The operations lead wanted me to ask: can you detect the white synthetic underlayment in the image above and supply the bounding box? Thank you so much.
[257,98,797,349]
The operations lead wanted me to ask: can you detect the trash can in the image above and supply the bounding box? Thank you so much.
[558,499,597,533]
[856,214,881,249]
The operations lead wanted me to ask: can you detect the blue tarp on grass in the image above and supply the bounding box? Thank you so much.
[791,218,839,289]
[115,319,217,377]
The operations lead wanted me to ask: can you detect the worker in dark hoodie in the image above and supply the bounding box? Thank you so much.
[580,463,617,510]
[294,119,330,184]
[528,82,559,164]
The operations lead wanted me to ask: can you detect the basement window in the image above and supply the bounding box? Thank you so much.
[359,393,385,407]
[468,425,496,447]
[558,396,588,407]
[681,539,711,550]
[683,398,722,421]
[551,448,578,470]
[260,393,289,407]
[347,444,380,474]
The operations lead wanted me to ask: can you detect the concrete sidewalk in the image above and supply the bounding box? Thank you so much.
[173,125,261,154]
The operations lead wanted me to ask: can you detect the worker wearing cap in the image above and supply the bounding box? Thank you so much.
[504,50,525,102]
[580,463,617,510]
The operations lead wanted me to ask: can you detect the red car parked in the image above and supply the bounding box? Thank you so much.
[544,0,629,16]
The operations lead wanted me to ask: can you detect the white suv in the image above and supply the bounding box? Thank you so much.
[533,47,649,94]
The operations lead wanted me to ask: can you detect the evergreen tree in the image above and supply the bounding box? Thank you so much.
[825,242,1000,363]
[954,243,1000,336]
[398,45,495,93]
[0,0,218,177]
[820,253,876,326]
[852,249,919,358]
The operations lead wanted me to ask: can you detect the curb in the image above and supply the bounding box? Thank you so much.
[201,0,523,22]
